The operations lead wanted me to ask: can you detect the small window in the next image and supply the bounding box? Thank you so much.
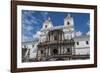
[67,48,70,52]
[77,42,79,45]
[86,41,89,45]
[45,25,47,28]
[24,45,26,48]
[41,50,43,54]
[67,22,70,25]
[54,35,57,40]
[32,45,34,47]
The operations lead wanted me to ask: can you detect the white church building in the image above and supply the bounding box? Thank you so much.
[22,14,90,62]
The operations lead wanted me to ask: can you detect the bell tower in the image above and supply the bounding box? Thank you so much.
[40,17,53,42]
[63,14,75,39]
[64,14,74,27]
[42,17,53,29]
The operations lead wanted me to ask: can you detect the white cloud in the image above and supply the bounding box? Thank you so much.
[22,35,30,42]
[23,16,38,25]
[23,11,40,25]
[75,31,82,36]
[23,19,31,25]
[33,31,41,39]
[41,12,48,16]
[86,31,90,35]
[44,12,48,16]
[30,16,39,24]
[22,11,42,42]
[41,12,48,20]
[23,25,33,31]
[23,11,35,18]
[26,26,33,31]
[36,31,41,35]
[33,34,38,39]
[22,33,34,42]
[87,20,90,26]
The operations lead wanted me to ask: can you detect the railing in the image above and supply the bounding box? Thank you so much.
[38,39,74,47]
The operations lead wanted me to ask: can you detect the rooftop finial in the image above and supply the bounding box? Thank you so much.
[48,17,51,21]
[68,13,71,17]
[64,13,71,19]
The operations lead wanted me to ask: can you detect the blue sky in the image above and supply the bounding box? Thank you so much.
[22,10,90,42]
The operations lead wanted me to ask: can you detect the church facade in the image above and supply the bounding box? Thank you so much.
[36,14,90,61]
[22,14,90,62]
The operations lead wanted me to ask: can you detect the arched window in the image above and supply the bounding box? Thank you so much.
[45,25,47,28]
[77,42,79,45]
[67,21,70,25]
[41,50,43,54]
[86,41,89,45]
[67,48,70,52]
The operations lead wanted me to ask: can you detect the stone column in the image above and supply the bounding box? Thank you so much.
[61,46,63,54]
[47,47,49,56]
[48,47,51,56]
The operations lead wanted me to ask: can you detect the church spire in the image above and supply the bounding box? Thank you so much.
[48,17,51,21]
[64,13,74,26]
[67,13,71,17]
[42,17,53,29]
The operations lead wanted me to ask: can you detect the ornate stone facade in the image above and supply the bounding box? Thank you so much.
[37,29,75,61]
[22,14,90,62]
[36,14,90,61]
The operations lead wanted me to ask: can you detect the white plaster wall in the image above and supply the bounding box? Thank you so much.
[64,33,72,39]
[75,48,90,55]
[30,52,37,58]
[75,40,89,48]
[27,44,33,49]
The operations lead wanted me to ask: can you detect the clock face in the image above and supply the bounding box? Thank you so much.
[53,49,58,55]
